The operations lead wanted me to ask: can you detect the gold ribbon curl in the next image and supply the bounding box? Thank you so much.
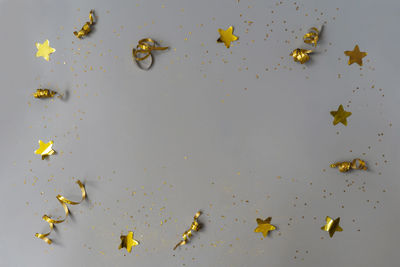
[330,158,367,173]
[33,89,57,99]
[35,180,86,244]
[290,49,312,64]
[173,211,201,250]
[132,38,168,70]
[74,10,95,39]
[303,27,319,47]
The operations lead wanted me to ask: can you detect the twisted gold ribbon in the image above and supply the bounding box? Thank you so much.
[330,159,367,173]
[290,49,312,64]
[33,89,57,99]
[173,211,201,250]
[35,180,86,244]
[303,27,319,47]
[132,38,168,70]
[74,10,95,39]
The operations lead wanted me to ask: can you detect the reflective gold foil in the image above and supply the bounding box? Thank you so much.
[321,216,343,238]
[132,38,169,70]
[173,211,201,250]
[254,217,276,237]
[74,10,95,39]
[303,27,319,47]
[33,89,57,99]
[290,49,312,64]
[119,231,139,253]
[217,26,238,48]
[331,158,367,172]
[35,180,86,244]
[34,140,55,160]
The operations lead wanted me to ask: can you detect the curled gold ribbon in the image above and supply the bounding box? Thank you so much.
[290,49,312,64]
[132,38,168,70]
[173,211,201,250]
[330,158,367,173]
[35,180,86,244]
[74,10,95,39]
[33,89,57,98]
[303,27,319,47]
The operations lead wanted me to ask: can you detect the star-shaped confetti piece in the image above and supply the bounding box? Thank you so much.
[217,26,238,48]
[321,216,343,238]
[35,40,56,61]
[330,105,352,126]
[34,140,55,160]
[119,231,139,253]
[344,45,367,66]
[254,217,276,237]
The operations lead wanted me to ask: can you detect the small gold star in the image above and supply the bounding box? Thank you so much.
[330,105,352,126]
[35,40,56,61]
[34,140,55,160]
[254,217,276,237]
[119,231,139,253]
[344,45,367,66]
[321,216,343,238]
[217,26,238,48]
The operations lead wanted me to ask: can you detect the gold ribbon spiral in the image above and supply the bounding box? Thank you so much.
[74,10,95,39]
[303,27,319,47]
[35,180,86,244]
[290,49,312,64]
[173,211,201,250]
[33,89,57,99]
[132,38,168,70]
[330,158,367,173]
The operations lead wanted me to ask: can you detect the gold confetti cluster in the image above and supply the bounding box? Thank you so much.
[173,211,202,250]
[290,27,320,64]
[132,38,169,70]
[74,10,95,39]
[33,89,57,99]
[331,158,367,173]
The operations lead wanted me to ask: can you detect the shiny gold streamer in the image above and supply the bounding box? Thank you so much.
[74,10,95,39]
[173,211,201,250]
[330,158,367,173]
[35,180,86,244]
[303,27,319,47]
[132,38,168,70]
[33,89,57,99]
[290,48,312,64]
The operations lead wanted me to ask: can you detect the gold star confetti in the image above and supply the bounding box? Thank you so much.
[330,104,352,126]
[34,140,55,160]
[321,216,343,238]
[217,26,238,48]
[331,158,367,172]
[119,231,139,253]
[35,40,56,61]
[254,217,276,237]
[344,45,367,66]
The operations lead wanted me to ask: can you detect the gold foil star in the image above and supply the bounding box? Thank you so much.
[217,26,238,48]
[119,231,139,253]
[330,105,352,126]
[34,140,55,160]
[254,217,276,237]
[321,216,343,238]
[35,40,56,61]
[344,45,367,66]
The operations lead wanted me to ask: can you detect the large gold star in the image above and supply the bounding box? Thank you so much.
[330,105,352,126]
[254,217,276,237]
[119,231,139,253]
[321,216,343,238]
[35,40,56,61]
[34,140,55,160]
[217,26,238,48]
[344,45,367,66]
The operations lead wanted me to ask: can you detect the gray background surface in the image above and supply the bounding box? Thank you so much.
[0,0,399,266]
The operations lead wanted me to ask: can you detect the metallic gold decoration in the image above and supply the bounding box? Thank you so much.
[290,48,312,64]
[35,40,56,61]
[330,104,352,126]
[303,27,320,47]
[254,217,276,237]
[132,38,169,70]
[35,180,86,244]
[344,45,367,66]
[119,231,139,253]
[331,158,367,173]
[173,211,201,250]
[321,216,343,238]
[33,89,57,99]
[217,26,238,48]
[74,10,95,39]
[34,140,55,160]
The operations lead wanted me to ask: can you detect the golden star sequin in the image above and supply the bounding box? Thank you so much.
[330,105,352,126]
[35,40,56,61]
[34,140,55,160]
[119,231,139,253]
[254,217,276,237]
[321,216,343,238]
[344,45,367,66]
[217,26,238,48]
